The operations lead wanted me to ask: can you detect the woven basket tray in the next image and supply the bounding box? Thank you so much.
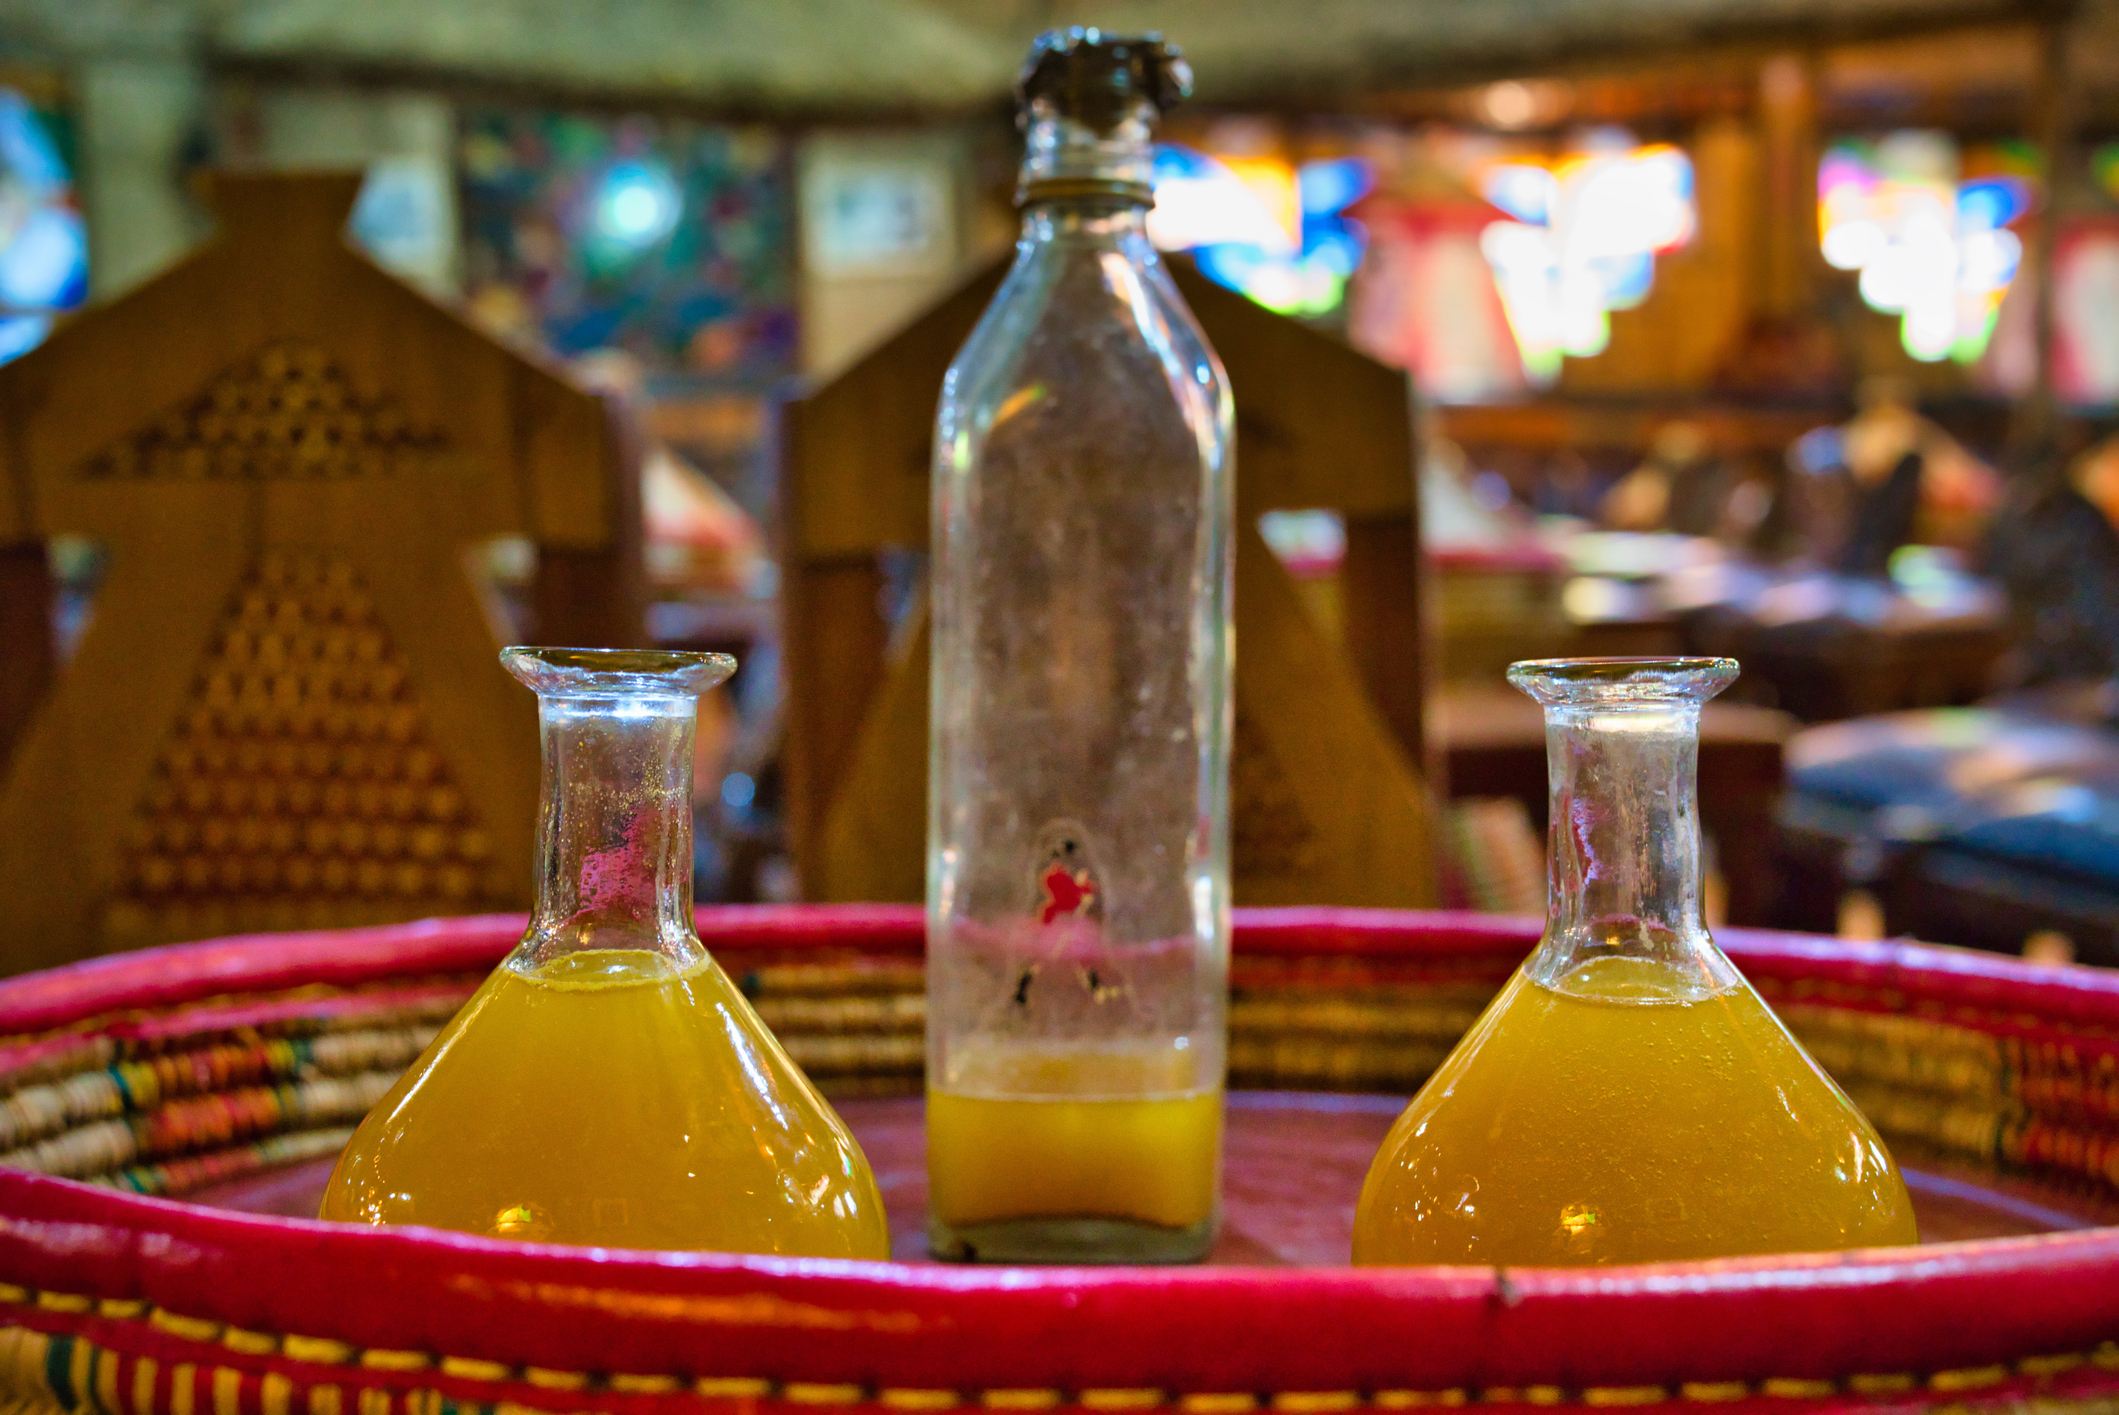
[3,905,2118,1415]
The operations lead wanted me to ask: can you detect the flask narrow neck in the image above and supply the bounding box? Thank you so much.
[1510,658,1741,990]
[1543,701,1708,952]
[525,694,700,965]
[499,648,732,967]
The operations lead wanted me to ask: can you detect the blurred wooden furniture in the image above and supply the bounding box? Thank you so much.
[1432,683,1794,926]
[782,257,1435,908]
[1436,398,1839,465]
[0,172,644,973]
[1428,546,1571,684]
[1773,696,2119,961]
[1774,827,2119,965]
[1687,612,2010,721]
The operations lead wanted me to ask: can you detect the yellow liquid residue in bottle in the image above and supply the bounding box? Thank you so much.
[1352,954,1919,1266]
[320,948,891,1259]
[928,1041,1221,1231]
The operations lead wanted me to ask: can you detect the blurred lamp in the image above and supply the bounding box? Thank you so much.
[595,159,682,249]
[1475,141,1695,384]
[1816,134,2029,364]
[1149,144,1373,318]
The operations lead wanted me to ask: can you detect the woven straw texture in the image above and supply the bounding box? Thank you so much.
[2,906,2119,1414]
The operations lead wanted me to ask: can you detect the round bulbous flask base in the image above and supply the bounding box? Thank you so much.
[321,647,891,1260]
[1352,657,1919,1267]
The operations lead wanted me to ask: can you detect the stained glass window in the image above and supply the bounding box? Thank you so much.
[458,110,795,376]
[1148,143,1373,319]
[1817,132,2033,364]
[1475,138,1696,382]
[0,86,86,364]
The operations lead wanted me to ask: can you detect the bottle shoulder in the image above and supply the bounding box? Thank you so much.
[938,233,1228,433]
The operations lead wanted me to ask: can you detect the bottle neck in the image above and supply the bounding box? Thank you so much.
[1017,103,1156,210]
[1018,201,1151,249]
[522,693,702,969]
[1523,689,1740,994]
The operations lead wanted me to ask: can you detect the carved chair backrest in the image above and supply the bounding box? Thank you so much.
[782,257,1437,908]
[0,173,643,971]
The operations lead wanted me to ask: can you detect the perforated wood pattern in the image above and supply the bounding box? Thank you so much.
[103,550,507,944]
[77,342,447,482]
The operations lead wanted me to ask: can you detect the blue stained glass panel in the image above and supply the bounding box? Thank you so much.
[0,85,86,365]
[458,109,796,377]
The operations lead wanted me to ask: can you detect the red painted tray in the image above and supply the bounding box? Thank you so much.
[1,905,2117,1415]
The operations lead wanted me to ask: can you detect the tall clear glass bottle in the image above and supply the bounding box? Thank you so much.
[323,648,890,1259]
[926,29,1234,1264]
[1353,658,1918,1266]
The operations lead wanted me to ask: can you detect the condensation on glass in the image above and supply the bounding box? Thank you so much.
[925,29,1235,1263]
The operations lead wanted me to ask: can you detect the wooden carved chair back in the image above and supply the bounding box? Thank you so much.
[782,257,1436,908]
[0,173,644,972]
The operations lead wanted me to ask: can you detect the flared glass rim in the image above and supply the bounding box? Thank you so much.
[1506,656,1739,708]
[500,646,737,699]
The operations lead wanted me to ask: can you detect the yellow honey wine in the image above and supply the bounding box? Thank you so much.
[321,948,891,1258]
[1352,954,1919,1266]
[928,1041,1222,1232]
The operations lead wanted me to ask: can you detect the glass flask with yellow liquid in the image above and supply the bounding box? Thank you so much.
[1353,658,1918,1267]
[320,648,890,1258]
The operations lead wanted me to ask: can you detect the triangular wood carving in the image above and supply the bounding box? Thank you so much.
[0,172,635,972]
[81,342,448,482]
[103,548,508,946]
[1231,706,1319,882]
[1221,518,1434,905]
[810,521,1437,908]
[817,619,928,904]
[785,253,1437,910]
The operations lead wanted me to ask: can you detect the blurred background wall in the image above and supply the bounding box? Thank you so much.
[6,0,2119,954]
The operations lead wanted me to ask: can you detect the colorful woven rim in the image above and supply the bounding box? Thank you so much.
[2,906,2119,1414]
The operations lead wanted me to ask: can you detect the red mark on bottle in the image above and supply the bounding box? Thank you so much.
[1038,863,1096,924]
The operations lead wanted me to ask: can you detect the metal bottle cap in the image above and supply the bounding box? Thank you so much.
[1016,28,1190,207]
[1017,27,1191,131]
